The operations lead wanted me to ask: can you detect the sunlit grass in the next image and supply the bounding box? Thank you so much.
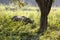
[0,5,60,40]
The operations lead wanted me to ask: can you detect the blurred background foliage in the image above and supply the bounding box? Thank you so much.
[0,4,60,40]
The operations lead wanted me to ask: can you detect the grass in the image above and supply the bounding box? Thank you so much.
[0,5,60,40]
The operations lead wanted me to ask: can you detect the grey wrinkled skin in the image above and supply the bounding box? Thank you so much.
[11,16,34,25]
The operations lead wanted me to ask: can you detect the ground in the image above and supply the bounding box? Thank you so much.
[0,4,60,40]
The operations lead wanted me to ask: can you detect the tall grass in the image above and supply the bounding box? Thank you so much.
[0,5,60,40]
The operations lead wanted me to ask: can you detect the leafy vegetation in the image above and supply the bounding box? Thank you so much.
[0,5,60,40]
